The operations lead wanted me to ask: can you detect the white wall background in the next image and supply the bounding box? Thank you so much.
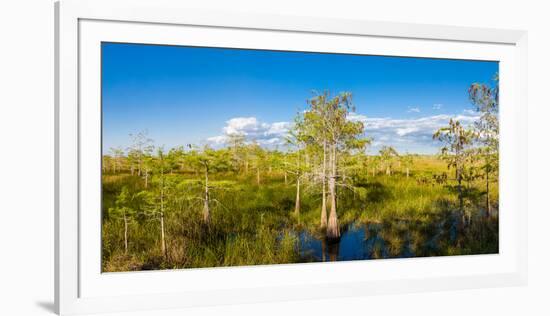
[0,0,548,315]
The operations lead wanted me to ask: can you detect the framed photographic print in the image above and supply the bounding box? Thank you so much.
[55,0,527,314]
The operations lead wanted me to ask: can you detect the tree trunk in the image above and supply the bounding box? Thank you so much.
[203,169,210,223]
[284,171,288,186]
[386,165,391,176]
[123,213,128,254]
[457,167,463,211]
[320,140,327,228]
[486,167,491,217]
[160,212,166,257]
[256,168,260,186]
[406,167,410,178]
[144,170,149,188]
[159,159,167,258]
[327,144,340,239]
[294,177,300,215]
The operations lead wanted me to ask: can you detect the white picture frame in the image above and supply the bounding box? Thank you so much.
[55,0,528,314]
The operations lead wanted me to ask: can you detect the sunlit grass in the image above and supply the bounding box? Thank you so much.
[102,156,498,272]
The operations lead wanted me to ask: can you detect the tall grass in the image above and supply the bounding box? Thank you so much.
[102,157,498,272]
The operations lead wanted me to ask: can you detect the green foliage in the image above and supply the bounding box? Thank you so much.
[102,82,500,271]
[379,146,399,175]
[102,155,498,271]
[186,145,232,174]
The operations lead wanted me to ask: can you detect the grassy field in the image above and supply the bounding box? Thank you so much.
[101,155,498,272]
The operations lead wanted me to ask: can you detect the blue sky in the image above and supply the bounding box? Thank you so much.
[102,42,498,154]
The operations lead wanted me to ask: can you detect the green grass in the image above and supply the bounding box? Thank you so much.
[101,156,498,272]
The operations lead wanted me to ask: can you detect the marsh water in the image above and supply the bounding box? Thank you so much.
[296,214,465,262]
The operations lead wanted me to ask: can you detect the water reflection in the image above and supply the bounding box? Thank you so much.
[297,212,468,262]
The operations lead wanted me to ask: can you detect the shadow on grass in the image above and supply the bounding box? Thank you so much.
[354,180,392,203]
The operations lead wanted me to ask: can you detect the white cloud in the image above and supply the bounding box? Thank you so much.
[207,117,291,148]
[407,106,421,113]
[396,127,420,136]
[206,135,228,145]
[208,112,480,154]
[348,112,368,122]
[268,122,291,135]
[433,103,443,110]
[350,112,479,154]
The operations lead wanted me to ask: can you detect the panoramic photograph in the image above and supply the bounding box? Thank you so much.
[101,42,499,272]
